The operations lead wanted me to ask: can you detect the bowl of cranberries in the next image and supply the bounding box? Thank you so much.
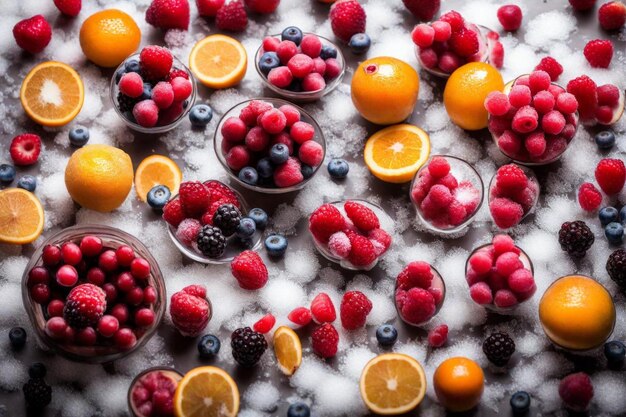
[214,98,326,193]
[21,225,166,363]
[255,28,345,102]
[110,46,196,134]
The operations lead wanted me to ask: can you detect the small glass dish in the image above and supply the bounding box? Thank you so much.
[410,155,484,236]
[394,265,446,326]
[110,52,197,134]
[254,33,346,102]
[310,199,393,271]
[21,225,166,363]
[214,98,326,194]
[128,366,183,417]
[166,181,262,264]
[488,164,540,230]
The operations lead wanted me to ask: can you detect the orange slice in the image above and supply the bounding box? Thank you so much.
[134,155,182,202]
[0,188,44,244]
[364,124,431,183]
[189,34,247,89]
[273,326,302,376]
[173,366,239,417]
[20,61,84,127]
[360,353,427,415]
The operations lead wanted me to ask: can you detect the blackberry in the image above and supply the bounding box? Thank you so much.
[23,378,51,410]
[606,249,626,291]
[116,92,138,113]
[558,221,594,257]
[196,226,227,258]
[231,326,267,367]
[212,204,242,237]
[483,332,515,366]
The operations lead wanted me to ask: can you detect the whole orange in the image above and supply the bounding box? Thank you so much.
[433,357,484,412]
[79,9,141,68]
[351,57,420,125]
[443,62,504,131]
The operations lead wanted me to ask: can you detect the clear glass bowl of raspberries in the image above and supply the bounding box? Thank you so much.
[487,72,580,165]
[309,199,393,271]
[214,98,326,193]
[410,155,484,235]
[465,235,536,314]
[488,163,540,230]
[21,225,166,363]
[110,48,197,134]
[254,32,345,102]
[164,180,262,264]
[128,366,183,417]
[394,261,446,326]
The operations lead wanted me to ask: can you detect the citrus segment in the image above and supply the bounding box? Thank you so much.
[189,35,247,89]
[20,61,84,127]
[273,326,302,376]
[433,357,484,412]
[134,155,182,202]
[359,353,427,415]
[364,124,430,183]
[173,366,239,417]
[0,188,44,244]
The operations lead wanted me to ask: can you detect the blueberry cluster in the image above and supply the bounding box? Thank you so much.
[599,205,626,244]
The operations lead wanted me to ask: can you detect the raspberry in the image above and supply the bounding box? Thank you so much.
[231,250,268,290]
[119,72,144,98]
[328,231,351,258]
[525,131,546,157]
[489,40,505,69]
[596,105,615,124]
[133,100,159,128]
[309,203,347,243]
[436,173,459,190]
[402,0,441,21]
[566,75,598,121]
[151,81,174,109]
[216,0,248,32]
[534,56,563,81]
[411,24,435,48]
[329,0,367,43]
[175,218,202,246]
[438,52,461,73]
[454,180,481,214]
[244,127,270,152]
[493,234,516,255]
[448,200,468,226]
[507,268,535,294]
[428,324,448,348]
[497,5,523,31]
[597,84,620,107]
[598,1,626,30]
[179,181,210,217]
[140,45,173,80]
[340,291,372,330]
[529,70,552,93]
[145,0,190,30]
[260,108,287,134]
[397,261,434,290]
[439,10,464,32]
[325,58,342,79]
[299,34,322,58]
[170,76,192,101]
[290,121,315,144]
[484,91,511,116]
[274,157,304,187]
[559,372,594,412]
[418,48,438,69]
[276,40,298,64]
[512,105,539,133]
[493,289,518,308]
[63,284,106,329]
[311,323,339,358]
[397,287,436,324]
[577,182,602,212]
[163,198,185,227]
[427,156,451,178]
[12,15,52,54]
[595,158,626,195]
[489,198,524,229]
[197,0,225,17]
[288,307,312,326]
[240,100,273,126]
[411,171,433,204]
[244,0,280,13]
[555,92,579,114]
[287,54,314,79]
[496,164,528,191]
[542,110,566,135]
[344,200,380,232]
[10,133,41,166]
[346,231,377,267]
[432,21,452,41]
[368,228,392,256]
[268,67,293,88]
[225,145,251,171]
[252,313,276,334]
[508,85,532,108]
[533,91,555,114]
[469,282,493,304]
[302,73,326,92]
[569,0,597,11]
[221,116,248,142]
[548,84,565,100]
[427,184,453,208]
[497,130,522,155]
[310,293,336,323]
[469,252,493,275]
[449,27,479,57]
[278,104,301,126]
[495,252,523,276]
[583,39,613,68]
[298,140,324,167]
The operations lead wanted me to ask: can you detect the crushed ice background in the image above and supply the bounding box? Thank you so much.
[1,0,626,415]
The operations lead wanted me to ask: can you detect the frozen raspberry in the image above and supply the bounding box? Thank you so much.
[497,130,522,155]
[170,77,192,101]
[561,124,577,140]
[215,0,248,31]
[577,182,602,212]
[133,100,159,128]
[197,0,226,17]
[170,285,210,337]
[559,372,594,412]
[324,58,342,80]
[495,252,523,276]
[287,54,314,78]
[496,164,528,191]
[328,231,351,258]
[397,261,434,290]
[260,108,287,134]
[533,91,555,114]
[509,85,532,108]
[63,284,106,329]
[344,200,380,232]
[528,70,551,93]
[438,52,461,73]
[454,180,481,214]
[274,157,304,187]
[484,91,511,116]
[368,228,392,256]
[418,48,438,69]
[555,92,579,114]
[311,323,339,358]
[435,174,458,191]
[469,252,493,275]
[597,84,620,107]
[244,127,270,152]
[490,198,524,229]
[439,10,464,32]
[151,81,174,109]
[598,1,626,30]
[432,20,452,41]
[140,45,173,80]
[222,116,248,142]
[299,140,324,168]
[596,105,615,124]
[497,5,522,31]
[288,307,312,326]
[595,158,626,195]
[302,73,326,92]
[309,203,347,243]
[584,39,613,68]
[494,289,518,308]
[566,75,598,121]
[267,66,293,88]
[448,200,468,226]
[507,268,535,294]
[225,145,251,171]
[340,291,372,330]
[312,57,326,75]
[542,110,566,135]
[493,234,516,255]
[278,104,300,126]
[175,218,202,246]
[310,293,336,324]
[231,250,268,290]
[535,56,563,81]
[290,121,315,144]
[119,72,144,98]
[449,27,479,57]
[427,185,454,208]
[427,157,451,178]
[525,131,546,157]
[300,34,322,58]
[276,40,298,64]
[428,324,448,348]
[163,198,185,227]
[262,36,280,53]
[548,84,565,100]
[489,40,505,69]
[179,181,210,217]
[569,0,597,11]
[253,313,276,334]
[411,24,435,48]
[346,231,377,267]
[512,105,539,133]
[397,287,436,324]
[411,171,433,204]
[239,100,272,126]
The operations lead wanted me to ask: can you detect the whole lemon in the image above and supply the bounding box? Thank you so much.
[65,144,133,212]
[351,56,420,125]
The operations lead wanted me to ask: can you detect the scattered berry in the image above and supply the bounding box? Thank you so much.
[348,33,371,54]
[10,134,41,166]
[9,327,27,350]
[287,403,311,417]
[145,0,190,30]
[598,1,626,30]
[231,250,268,290]
[170,285,210,337]
[510,391,531,415]
[339,291,372,330]
[197,334,221,358]
[311,323,339,358]
[264,234,288,257]
[376,324,398,346]
[558,372,594,412]
[13,15,52,54]
[583,39,613,68]
[147,185,171,211]
[329,0,367,43]
[288,307,312,326]
[252,313,276,334]
[69,127,90,147]
[558,220,595,257]
[534,56,563,81]
[231,326,267,366]
[578,182,602,212]
[483,331,515,366]
[216,0,248,32]
[428,324,449,348]
[497,5,523,31]
[595,158,625,195]
[604,340,626,365]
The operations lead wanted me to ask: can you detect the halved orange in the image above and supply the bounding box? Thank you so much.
[360,353,427,415]
[20,61,84,127]
[189,35,247,89]
[0,188,44,245]
[134,155,182,202]
[173,366,239,417]
[273,326,302,376]
[364,124,430,183]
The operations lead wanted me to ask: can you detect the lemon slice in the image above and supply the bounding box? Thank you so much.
[0,188,44,244]
[273,326,302,376]
[173,366,239,417]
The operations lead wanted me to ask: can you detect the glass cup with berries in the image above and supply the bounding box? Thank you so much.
[21,225,166,363]
[128,366,183,417]
[214,98,326,193]
[110,46,197,134]
[394,261,446,326]
[488,163,540,230]
[410,155,484,236]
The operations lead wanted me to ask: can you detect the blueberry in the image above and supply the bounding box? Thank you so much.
[599,206,619,226]
[147,185,171,211]
[301,164,314,180]
[376,324,398,346]
[281,26,303,45]
[124,58,140,73]
[9,327,26,350]
[259,52,281,75]
[28,363,47,379]
[604,340,625,364]
[115,68,125,84]
[327,158,349,179]
[248,208,268,229]
[348,33,371,54]
[287,402,310,417]
[605,222,624,245]
[17,175,37,192]
[265,234,288,257]
[197,334,221,358]
[239,167,259,185]
[620,206,626,224]
[595,130,616,150]
[69,126,90,147]
[510,391,531,414]
[236,217,257,239]
[257,158,274,178]
[189,104,213,127]
[320,44,338,60]
[0,164,16,184]
[270,144,290,164]
[140,82,153,100]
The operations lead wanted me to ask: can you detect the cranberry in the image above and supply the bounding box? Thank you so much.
[28,266,50,286]
[86,267,106,286]
[135,308,155,327]
[76,327,97,346]
[30,283,51,304]
[45,317,68,339]
[126,287,144,306]
[80,235,103,257]
[61,242,83,266]
[110,304,129,324]
[46,299,65,317]
[116,245,135,267]
[56,265,78,287]
[99,250,119,272]
[114,328,137,350]
[116,272,136,292]
[103,283,118,303]
[64,326,76,342]
[143,286,157,304]
[130,258,151,280]
[97,315,120,337]
[42,245,62,266]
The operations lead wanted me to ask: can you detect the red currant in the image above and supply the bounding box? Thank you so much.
[76,327,97,346]
[114,328,137,350]
[116,272,135,292]
[115,245,135,267]
[97,315,120,337]
[80,235,103,257]
[135,308,155,327]
[125,287,144,305]
[110,303,129,324]
[42,245,62,266]
[61,242,83,266]
[56,265,78,287]
[102,283,118,304]
[86,267,106,286]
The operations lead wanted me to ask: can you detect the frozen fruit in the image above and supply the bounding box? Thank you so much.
[584,39,613,68]
[231,250,268,290]
[63,284,106,329]
[252,313,276,334]
[397,287,436,325]
[449,27,479,57]
[346,231,377,267]
[170,285,210,337]
[146,0,190,30]
[402,0,440,21]
[497,5,522,31]
[411,24,435,48]
[311,293,337,324]
[535,56,563,81]
[309,204,346,243]
[368,228,391,256]
[139,45,173,80]
[133,100,159,128]
[340,291,372,330]
[215,0,248,32]
[489,198,524,229]
[598,1,626,30]
[397,261,434,290]
[344,200,380,232]
[559,372,594,412]
[329,0,366,43]
[595,158,626,195]
[13,15,52,54]
[244,0,279,14]
[328,231,351,259]
[578,182,603,212]
[10,134,41,166]
[288,307,312,326]
[428,324,448,347]
[163,198,185,227]
[311,323,339,358]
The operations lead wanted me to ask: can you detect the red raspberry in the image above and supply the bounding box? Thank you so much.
[495,252,523,276]
[448,200,468,226]
[368,228,392,256]
[496,164,528,191]
[542,110,566,135]
[566,75,598,121]
[497,4,523,31]
[597,84,620,107]
[324,58,342,79]
[534,56,563,81]
[140,45,173,80]
[595,158,626,195]
[63,284,107,328]
[170,285,210,337]
[54,0,81,16]
[533,91,555,114]
[528,70,551,93]
[427,324,448,347]
[299,141,324,167]
[396,287,436,324]
[524,131,546,157]
[489,40,505,69]
[278,105,301,126]
[146,0,190,30]
[299,34,322,58]
[340,291,372,330]
[411,24,435,48]
[302,73,326,92]
[454,180,481,214]
[175,218,202,246]
[133,100,159,128]
[598,1,626,30]
[508,84,532,108]
[240,100,273,126]
[577,182,602,212]
[432,21,452,42]
[12,15,51,54]
[512,105,539,133]
[470,282,493,304]
[311,323,339,358]
[288,307,312,326]
[204,180,241,208]
[494,289,518,308]
[328,232,351,259]
[311,293,337,323]
[166,69,189,81]
[179,181,210,217]
[216,0,248,32]
[346,231,377,267]
[427,185,454,208]
[469,252,493,275]
[397,261,434,290]
[276,40,298,64]
[290,121,315,144]
[428,156,451,178]
[151,81,175,109]
[507,268,535,294]
[484,91,511,116]
[288,54,314,79]
[559,372,594,412]
[569,0,596,11]
[253,313,276,334]
[402,0,441,21]
[344,200,380,232]
[329,0,366,43]
[170,77,192,101]
[489,198,524,229]
[583,39,613,68]
[222,116,248,142]
[496,130,521,155]
[274,157,304,188]
[119,72,144,98]
[436,173,458,190]
[449,27,479,57]
[439,10,464,32]
[196,0,225,17]
[10,133,41,166]
[556,92,579,114]
[260,108,287,134]
[231,250,268,290]
[309,203,347,243]
[244,127,270,152]
[244,0,280,14]
[225,145,251,171]
[418,48,438,69]
[268,67,293,88]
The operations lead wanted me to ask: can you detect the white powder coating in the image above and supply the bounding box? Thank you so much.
[39,79,63,107]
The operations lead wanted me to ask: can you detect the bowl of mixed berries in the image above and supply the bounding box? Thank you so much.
[394,261,446,326]
[111,45,196,133]
[308,199,393,271]
[488,164,540,230]
[128,366,183,417]
[162,180,263,264]
[255,26,345,102]
[21,225,166,363]
[214,98,325,193]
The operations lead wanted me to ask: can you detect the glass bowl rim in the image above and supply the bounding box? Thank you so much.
[127,366,183,417]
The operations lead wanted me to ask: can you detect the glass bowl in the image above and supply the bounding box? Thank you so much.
[488,164,540,230]
[310,199,393,271]
[410,155,485,236]
[214,98,326,194]
[394,264,446,327]
[128,366,183,417]
[21,225,166,363]
[166,181,262,264]
[110,52,197,134]
[254,33,346,102]
[465,243,535,314]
